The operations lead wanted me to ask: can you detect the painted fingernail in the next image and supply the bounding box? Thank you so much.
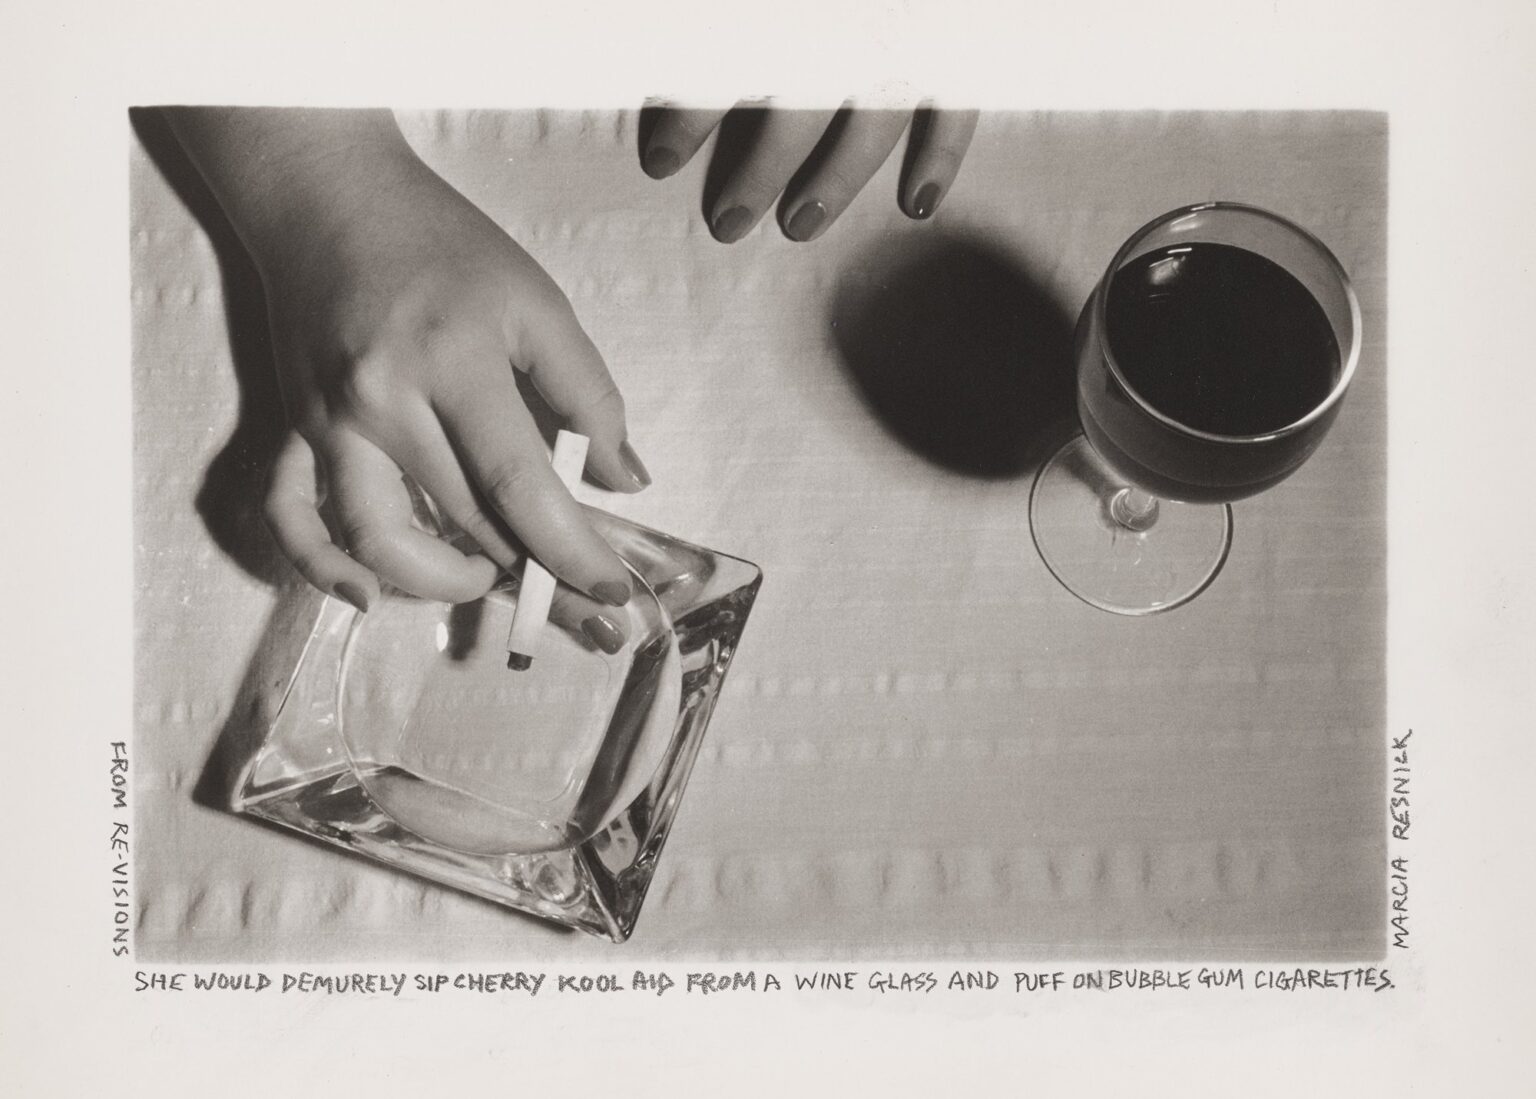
[581,614,626,655]
[644,145,680,179]
[712,205,754,243]
[334,581,370,613]
[913,181,943,219]
[592,580,632,607]
[786,200,827,242]
[619,440,652,489]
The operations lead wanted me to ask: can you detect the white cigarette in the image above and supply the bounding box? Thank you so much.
[505,430,590,671]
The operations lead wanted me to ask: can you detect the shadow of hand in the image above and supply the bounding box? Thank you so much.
[131,108,291,589]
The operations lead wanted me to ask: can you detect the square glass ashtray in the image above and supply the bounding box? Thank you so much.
[232,508,761,942]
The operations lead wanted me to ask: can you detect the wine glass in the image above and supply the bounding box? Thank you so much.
[1029,202,1362,615]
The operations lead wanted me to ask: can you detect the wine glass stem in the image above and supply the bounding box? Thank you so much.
[1110,486,1160,532]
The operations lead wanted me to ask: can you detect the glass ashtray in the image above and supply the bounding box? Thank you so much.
[232,508,762,942]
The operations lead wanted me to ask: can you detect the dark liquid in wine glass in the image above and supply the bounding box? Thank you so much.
[1107,242,1340,435]
[1081,241,1346,502]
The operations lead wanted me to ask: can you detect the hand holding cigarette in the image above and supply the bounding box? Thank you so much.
[163,107,651,611]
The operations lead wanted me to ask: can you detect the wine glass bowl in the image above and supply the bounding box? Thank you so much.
[1031,203,1362,615]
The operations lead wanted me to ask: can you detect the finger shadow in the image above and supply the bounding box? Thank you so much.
[828,230,1079,477]
[130,107,290,588]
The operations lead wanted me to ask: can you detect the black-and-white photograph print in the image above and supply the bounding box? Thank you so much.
[129,105,1388,962]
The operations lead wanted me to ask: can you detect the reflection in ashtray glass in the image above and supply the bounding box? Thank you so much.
[336,568,681,856]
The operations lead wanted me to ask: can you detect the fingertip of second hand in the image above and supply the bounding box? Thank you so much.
[909,181,943,220]
[711,205,754,244]
[785,200,828,243]
[643,145,681,179]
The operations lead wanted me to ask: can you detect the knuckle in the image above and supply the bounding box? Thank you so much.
[588,382,626,425]
[921,145,964,177]
[411,309,483,368]
[817,160,865,202]
[736,160,785,201]
[332,353,399,419]
[457,508,509,552]
[454,506,494,538]
[534,282,580,325]
[482,462,542,511]
[285,547,323,583]
[535,543,584,584]
[338,520,390,567]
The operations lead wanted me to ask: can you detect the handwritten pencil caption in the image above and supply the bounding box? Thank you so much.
[134,965,1393,996]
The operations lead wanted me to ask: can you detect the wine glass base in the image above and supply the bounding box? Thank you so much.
[1030,434,1232,616]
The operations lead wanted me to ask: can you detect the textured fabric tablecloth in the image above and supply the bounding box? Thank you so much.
[131,108,1387,962]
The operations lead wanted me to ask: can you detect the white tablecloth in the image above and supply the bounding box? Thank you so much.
[131,108,1387,961]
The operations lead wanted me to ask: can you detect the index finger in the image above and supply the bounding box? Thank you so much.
[435,370,633,607]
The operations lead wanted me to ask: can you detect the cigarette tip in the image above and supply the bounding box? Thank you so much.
[506,652,533,672]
